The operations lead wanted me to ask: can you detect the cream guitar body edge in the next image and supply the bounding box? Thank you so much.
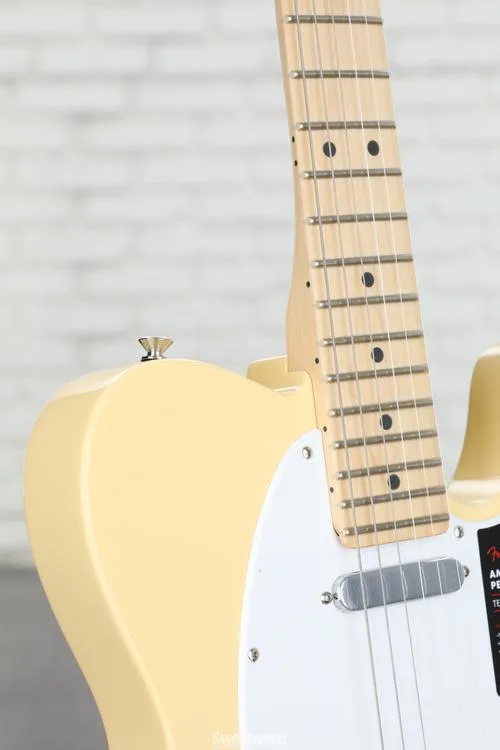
[24,0,500,747]
[24,350,500,750]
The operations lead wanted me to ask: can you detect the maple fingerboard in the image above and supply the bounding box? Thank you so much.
[277,0,449,548]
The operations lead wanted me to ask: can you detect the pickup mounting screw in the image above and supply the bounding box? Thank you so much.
[321,592,333,605]
[463,565,470,578]
[248,648,260,663]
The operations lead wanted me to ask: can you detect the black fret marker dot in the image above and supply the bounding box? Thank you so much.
[362,271,375,288]
[380,414,393,431]
[368,140,380,156]
[323,141,337,157]
[388,474,401,491]
[371,347,384,363]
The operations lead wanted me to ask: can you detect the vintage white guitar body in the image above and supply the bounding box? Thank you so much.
[25,349,500,750]
[24,0,500,747]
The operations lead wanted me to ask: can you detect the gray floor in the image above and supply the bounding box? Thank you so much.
[0,569,106,750]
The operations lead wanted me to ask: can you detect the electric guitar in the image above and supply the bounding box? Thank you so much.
[24,2,500,748]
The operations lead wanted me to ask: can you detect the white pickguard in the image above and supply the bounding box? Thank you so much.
[239,430,499,749]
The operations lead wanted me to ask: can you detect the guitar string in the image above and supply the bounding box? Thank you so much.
[323,2,429,745]
[290,1,385,746]
[358,1,489,743]
[309,3,411,747]
[338,2,431,745]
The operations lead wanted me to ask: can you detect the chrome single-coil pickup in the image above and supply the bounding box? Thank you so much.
[290,70,389,80]
[325,365,429,385]
[320,330,423,347]
[340,512,450,537]
[329,397,434,418]
[332,557,465,613]
[296,120,396,132]
[316,293,418,309]
[335,428,437,450]
[284,15,383,26]
[303,168,402,180]
[311,253,412,268]
[338,485,446,510]
[336,458,442,481]
[306,212,408,226]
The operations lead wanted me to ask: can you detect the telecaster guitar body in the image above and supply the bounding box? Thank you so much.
[24,0,500,747]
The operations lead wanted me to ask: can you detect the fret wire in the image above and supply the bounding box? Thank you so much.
[334,429,437,451]
[320,330,423,347]
[326,365,429,384]
[290,69,389,80]
[311,253,412,268]
[284,15,383,26]
[339,487,446,510]
[337,458,443,481]
[306,212,408,226]
[316,293,418,309]
[329,398,434,418]
[302,168,402,179]
[341,513,450,537]
[296,120,396,132]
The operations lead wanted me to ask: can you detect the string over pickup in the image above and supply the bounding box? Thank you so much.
[332,557,464,612]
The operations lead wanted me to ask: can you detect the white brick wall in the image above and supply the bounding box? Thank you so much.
[1,0,499,563]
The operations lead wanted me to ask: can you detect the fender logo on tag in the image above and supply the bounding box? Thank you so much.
[488,546,500,563]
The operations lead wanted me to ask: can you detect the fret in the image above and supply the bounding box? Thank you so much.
[297,120,396,132]
[335,429,437,450]
[337,458,442,481]
[340,513,450,538]
[284,15,387,72]
[316,293,418,310]
[290,69,389,80]
[329,398,434,417]
[302,168,401,179]
[326,365,428,385]
[289,79,394,122]
[320,330,423,347]
[339,486,446,510]
[284,15,383,26]
[306,212,407,226]
[311,253,412,268]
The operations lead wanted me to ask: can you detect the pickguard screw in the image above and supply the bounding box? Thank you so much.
[321,592,334,605]
[248,648,260,662]
[454,526,465,539]
[463,565,470,578]
[302,447,312,460]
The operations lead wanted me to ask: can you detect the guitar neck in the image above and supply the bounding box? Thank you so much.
[277,0,449,548]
